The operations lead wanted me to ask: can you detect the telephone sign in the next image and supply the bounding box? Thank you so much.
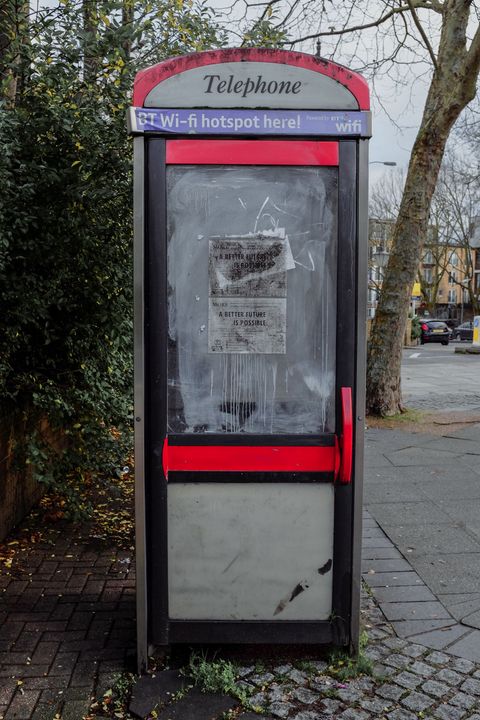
[129,48,370,669]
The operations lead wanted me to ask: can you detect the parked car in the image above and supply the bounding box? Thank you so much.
[443,319,457,338]
[454,321,473,342]
[420,320,450,345]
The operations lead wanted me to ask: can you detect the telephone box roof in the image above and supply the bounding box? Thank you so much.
[133,48,370,110]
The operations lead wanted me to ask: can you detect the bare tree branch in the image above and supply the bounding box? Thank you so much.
[406,0,439,70]
[464,22,480,78]
[278,0,443,46]
[285,5,412,46]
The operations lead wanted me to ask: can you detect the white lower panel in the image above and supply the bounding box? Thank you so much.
[167,483,334,620]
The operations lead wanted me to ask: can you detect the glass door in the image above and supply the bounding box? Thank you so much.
[166,141,338,436]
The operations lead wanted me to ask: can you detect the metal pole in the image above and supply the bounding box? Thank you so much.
[133,137,148,673]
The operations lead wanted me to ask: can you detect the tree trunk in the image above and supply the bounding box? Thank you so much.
[366,1,480,415]
[471,288,480,316]
[0,0,14,102]
[0,0,29,106]
[366,125,447,414]
[421,289,435,318]
[83,0,98,83]
[122,0,134,59]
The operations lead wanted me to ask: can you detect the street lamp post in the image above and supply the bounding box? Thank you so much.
[371,247,390,318]
[460,278,471,324]
[372,248,390,269]
[368,162,396,318]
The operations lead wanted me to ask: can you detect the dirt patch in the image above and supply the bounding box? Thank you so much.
[367,408,480,436]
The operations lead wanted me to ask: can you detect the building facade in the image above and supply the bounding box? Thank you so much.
[368,218,480,322]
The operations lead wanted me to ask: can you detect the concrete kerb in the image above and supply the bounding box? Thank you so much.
[455,346,480,355]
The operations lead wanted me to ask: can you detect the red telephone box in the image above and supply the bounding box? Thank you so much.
[129,48,370,669]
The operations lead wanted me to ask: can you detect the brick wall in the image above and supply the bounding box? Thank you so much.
[0,414,44,542]
[0,415,65,542]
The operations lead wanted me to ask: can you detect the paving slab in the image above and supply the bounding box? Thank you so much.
[462,524,480,541]
[363,525,390,537]
[362,546,405,560]
[459,610,480,630]
[376,524,480,556]
[446,424,480,441]
[391,619,457,639]
[410,462,475,485]
[365,465,438,484]
[371,585,437,603]
[365,453,396,468]
[436,499,480,528]
[362,558,414,574]
[362,536,396,548]
[406,625,472,650]
[363,571,425,587]
[365,429,430,450]
[129,669,190,718]
[438,593,480,615]
[364,501,452,527]
[385,447,462,467]
[447,631,480,663]
[411,554,480,594]
[153,688,237,720]
[364,481,428,504]
[419,473,480,501]
[416,437,480,455]
[380,601,451,622]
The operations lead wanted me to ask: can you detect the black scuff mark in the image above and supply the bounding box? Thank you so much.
[273,559,332,616]
[318,559,332,575]
[274,580,309,616]
[221,552,242,574]
[288,580,309,602]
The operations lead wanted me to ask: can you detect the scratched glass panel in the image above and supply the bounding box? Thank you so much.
[166,165,337,434]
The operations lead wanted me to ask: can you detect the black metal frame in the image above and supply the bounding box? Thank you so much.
[145,139,169,646]
[332,141,357,647]
[144,135,359,648]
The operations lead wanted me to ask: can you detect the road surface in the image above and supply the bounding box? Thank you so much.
[401,343,480,411]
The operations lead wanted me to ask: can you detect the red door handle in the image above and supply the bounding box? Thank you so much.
[338,386,353,484]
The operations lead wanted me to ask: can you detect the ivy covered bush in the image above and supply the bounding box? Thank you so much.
[0,0,227,510]
[1,90,135,495]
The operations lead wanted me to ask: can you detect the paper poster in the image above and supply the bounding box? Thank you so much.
[209,237,287,297]
[209,297,286,353]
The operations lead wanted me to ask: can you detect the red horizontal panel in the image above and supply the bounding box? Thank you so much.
[162,437,338,477]
[166,140,338,166]
[133,48,369,110]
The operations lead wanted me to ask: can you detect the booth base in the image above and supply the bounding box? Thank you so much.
[165,619,338,645]
[167,483,334,621]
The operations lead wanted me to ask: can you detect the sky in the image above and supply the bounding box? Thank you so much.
[368,89,424,184]
[213,1,444,184]
[365,46,433,184]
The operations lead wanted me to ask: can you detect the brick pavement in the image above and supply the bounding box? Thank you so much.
[0,515,135,720]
